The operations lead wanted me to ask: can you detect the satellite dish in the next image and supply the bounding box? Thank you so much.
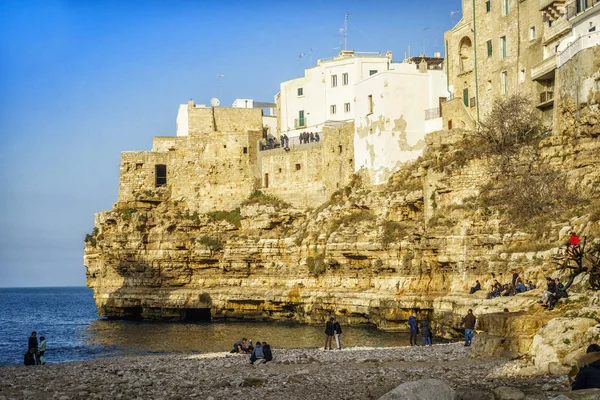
[210,97,220,107]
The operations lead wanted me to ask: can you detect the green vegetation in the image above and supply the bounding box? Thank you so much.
[207,208,241,227]
[84,227,99,247]
[119,207,137,222]
[329,209,376,233]
[306,254,326,277]
[379,220,408,248]
[198,236,223,252]
[241,190,291,209]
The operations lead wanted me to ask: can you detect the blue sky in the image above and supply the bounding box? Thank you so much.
[0,0,461,287]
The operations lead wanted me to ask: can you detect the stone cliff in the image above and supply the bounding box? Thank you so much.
[85,96,600,373]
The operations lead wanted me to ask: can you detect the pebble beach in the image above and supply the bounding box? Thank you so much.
[0,343,576,400]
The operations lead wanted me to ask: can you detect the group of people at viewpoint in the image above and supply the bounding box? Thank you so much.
[230,338,273,365]
[24,331,46,366]
[297,131,320,144]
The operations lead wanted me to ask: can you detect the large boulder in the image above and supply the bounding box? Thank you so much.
[378,379,455,400]
[531,317,599,374]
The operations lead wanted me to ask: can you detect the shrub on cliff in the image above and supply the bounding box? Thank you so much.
[198,235,223,252]
[306,254,326,276]
[207,208,241,227]
[241,191,291,210]
[379,221,408,248]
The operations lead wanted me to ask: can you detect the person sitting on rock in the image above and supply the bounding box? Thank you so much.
[538,277,556,305]
[546,278,568,310]
[486,280,502,299]
[572,344,600,390]
[469,280,481,294]
[569,231,581,249]
[527,280,536,290]
[515,279,527,293]
[262,341,273,363]
[249,341,265,365]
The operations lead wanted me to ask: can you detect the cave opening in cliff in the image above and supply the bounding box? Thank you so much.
[184,308,211,322]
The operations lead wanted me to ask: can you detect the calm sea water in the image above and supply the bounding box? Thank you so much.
[0,287,410,366]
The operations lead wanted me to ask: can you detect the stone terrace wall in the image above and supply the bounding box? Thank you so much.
[187,103,263,135]
[258,122,355,208]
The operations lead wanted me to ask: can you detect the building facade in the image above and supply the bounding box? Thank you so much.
[277,50,448,184]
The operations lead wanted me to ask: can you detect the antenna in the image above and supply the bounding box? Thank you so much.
[298,53,305,77]
[344,12,349,50]
[422,27,430,56]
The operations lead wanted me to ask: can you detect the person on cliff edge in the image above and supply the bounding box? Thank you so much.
[408,313,419,346]
[324,317,335,350]
[462,309,476,347]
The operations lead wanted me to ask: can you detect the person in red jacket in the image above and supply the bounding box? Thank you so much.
[570,232,580,248]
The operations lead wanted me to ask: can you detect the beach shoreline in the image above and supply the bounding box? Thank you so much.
[0,343,574,400]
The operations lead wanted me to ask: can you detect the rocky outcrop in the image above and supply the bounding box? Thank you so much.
[85,103,600,373]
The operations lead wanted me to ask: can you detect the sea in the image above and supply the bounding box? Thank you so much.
[0,287,411,366]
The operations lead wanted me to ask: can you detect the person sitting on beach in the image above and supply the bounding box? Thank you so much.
[249,341,266,365]
[38,336,46,365]
[262,341,273,362]
[572,344,600,390]
[469,280,481,294]
[24,348,36,366]
[231,338,249,353]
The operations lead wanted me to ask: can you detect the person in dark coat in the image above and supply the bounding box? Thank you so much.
[572,344,600,390]
[262,341,273,362]
[324,317,335,350]
[408,313,419,346]
[333,320,343,350]
[231,338,248,353]
[24,348,36,366]
[539,277,556,304]
[419,316,432,346]
[249,341,265,364]
[469,281,481,294]
[547,278,568,310]
[28,331,38,365]
[462,309,476,347]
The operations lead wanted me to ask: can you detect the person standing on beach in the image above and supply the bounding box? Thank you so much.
[28,331,39,365]
[38,336,47,365]
[419,316,432,346]
[408,313,418,346]
[324,317,335,350]
[462,309,476,347]
[333,320,343,350]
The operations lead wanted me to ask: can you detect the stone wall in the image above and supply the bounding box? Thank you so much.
[257,122,355,208]
[186,102,263,135]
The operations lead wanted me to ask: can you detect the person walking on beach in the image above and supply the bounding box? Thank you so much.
[333,320,343,350]
[324,317,335,350]
[38,336,47,365]
[28,331,39,365]
[408,313,419,346]
[419,316,432,346]
[462,309,476,347]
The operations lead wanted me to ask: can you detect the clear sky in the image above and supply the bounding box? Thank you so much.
[0,0,461,287]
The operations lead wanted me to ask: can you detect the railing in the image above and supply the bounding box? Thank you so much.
[540,91,554,103]
[425,107,441,120]
[557,31,600,66]
[294,117,307,128]
[531,55,557,80]
[567,0,599,20]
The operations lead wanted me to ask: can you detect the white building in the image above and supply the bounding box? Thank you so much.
[277,50,449,184]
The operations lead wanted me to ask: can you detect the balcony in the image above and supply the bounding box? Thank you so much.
[537,91,555,108]
[557,31,600,67]
[294,117,307,128]
[531,55,557,80]
[543,17,571,44]
[567,0,600,20]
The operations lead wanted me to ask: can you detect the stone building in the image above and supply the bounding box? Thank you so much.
[444,0,599,131]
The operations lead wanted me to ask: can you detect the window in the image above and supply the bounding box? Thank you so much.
[487,40,492,57]
[501,71,508,94]
[295,163,301,171]
[503,0,509,16]
[243,147,248,154]
[155,164,167,187]
[264,173,269,188]
[297,87,303,96]
[485,0,491,12]
[331,75,338,87]
[529,26,536,40]
[463,88,469,107]
[369,70,378,76]
[342,73,349,85]
[296,110,305,127]
[368,95,373,114]
[500,36,507,59]
[448,120,453,129]
[344,102,351,113]
[330,104,337,114]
